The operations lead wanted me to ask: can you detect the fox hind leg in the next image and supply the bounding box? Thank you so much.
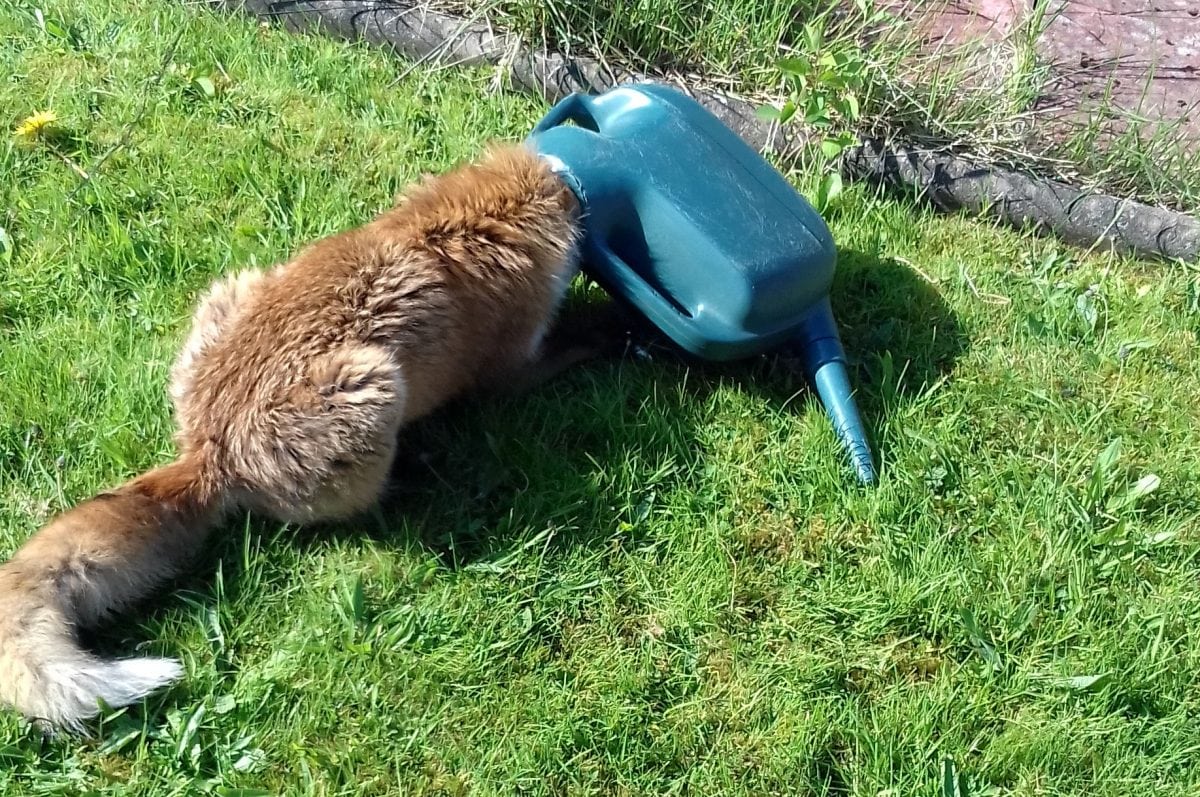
[169,268,267,412]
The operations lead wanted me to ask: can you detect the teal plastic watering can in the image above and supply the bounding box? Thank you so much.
[527,83,877,484]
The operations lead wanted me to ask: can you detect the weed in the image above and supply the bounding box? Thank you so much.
[444,0,1200,211]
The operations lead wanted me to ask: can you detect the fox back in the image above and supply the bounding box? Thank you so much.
[171,143,581,522]
[0,142,584,731]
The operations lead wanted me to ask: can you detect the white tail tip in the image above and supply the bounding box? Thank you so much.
[34,657,184,732]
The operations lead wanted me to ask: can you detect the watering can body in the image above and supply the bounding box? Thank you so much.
[526,83,876,484]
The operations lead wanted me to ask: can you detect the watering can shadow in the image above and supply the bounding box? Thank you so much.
[363,248,963,570]
[563,248,966,476]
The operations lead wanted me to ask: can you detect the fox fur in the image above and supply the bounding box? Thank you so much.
[0,143,584,731]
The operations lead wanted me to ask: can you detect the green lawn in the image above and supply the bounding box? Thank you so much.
[2,1,1199,795]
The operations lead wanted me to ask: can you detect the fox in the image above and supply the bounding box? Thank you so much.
[0,143,599,732]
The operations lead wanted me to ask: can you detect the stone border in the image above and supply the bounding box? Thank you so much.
[209,0,1200,263]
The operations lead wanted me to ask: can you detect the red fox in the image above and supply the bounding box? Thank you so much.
[0,144,590,732]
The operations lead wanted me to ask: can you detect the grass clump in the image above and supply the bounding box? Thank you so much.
[2,0,1200,795]
[445,0,1200,212]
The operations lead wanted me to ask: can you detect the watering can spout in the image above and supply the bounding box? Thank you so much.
[811,360,877,485]
[796,302,878,485]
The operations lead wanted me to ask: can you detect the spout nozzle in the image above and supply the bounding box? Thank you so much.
[793,301,877,485]
[811,360,877,485]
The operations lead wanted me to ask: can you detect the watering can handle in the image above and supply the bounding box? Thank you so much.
[531,93,599,134]
[583,230,696,328]
[588,237,690,325]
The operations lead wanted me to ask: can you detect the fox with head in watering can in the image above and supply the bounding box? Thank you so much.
[0,83,873,736]
[0,144,603,732]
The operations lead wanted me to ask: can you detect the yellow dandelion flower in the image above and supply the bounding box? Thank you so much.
[14,110,58,141]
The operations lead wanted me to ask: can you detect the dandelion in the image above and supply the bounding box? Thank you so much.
[12,110,87,179]
[13,110,58,142]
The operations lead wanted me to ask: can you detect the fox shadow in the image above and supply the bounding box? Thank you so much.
[275,246,966,566]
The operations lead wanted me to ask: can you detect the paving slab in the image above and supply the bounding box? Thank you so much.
[893,0,1200,149]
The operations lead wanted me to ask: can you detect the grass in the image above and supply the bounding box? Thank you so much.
[444,0,811,85]
[442,0,1200,212]
[2,0,1200,795]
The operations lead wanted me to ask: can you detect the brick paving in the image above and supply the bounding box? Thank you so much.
[894,1,1200,148]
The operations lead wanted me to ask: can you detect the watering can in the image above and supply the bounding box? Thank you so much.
[526,82,877,484]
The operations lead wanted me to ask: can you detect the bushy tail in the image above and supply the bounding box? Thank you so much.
[0,456,222,732]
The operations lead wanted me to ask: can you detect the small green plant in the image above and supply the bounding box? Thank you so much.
[1020,249,1111,342]
[941,758,971,797]
[757,0,889,212]
[165,60,227,101]
[1074,438,1168,575]
[0,227,12,268]
[30,4,86,50]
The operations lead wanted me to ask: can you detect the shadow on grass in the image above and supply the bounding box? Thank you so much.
[276,246,965,567]
[833,246,966,418]
[58,245,967,741]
